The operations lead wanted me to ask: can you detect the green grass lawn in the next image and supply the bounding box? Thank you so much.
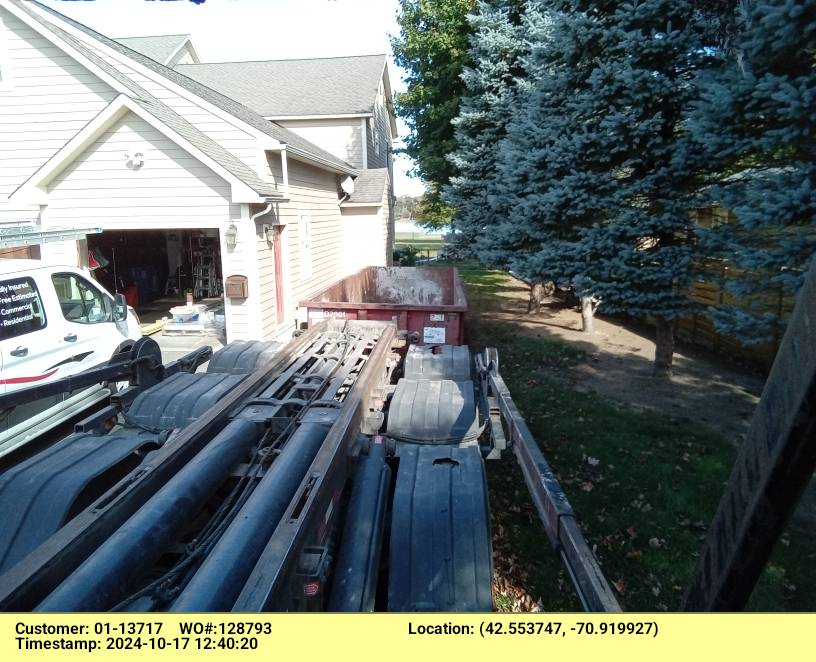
[455,261,814,612]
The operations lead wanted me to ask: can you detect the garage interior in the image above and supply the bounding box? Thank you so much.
[87,229,225,327]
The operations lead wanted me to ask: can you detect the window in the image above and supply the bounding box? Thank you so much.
[52,273,112,324]
[0,277,47,341]
[298,212,312,280]
[374,127,380,156]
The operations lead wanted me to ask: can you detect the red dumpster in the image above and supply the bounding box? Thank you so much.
[299,267,467,346]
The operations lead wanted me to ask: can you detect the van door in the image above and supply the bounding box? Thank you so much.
[0,342,6,439]
[49,272,123,379]
[0,275,61,428]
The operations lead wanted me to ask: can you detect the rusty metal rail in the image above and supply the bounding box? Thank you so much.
[478,348,621,612]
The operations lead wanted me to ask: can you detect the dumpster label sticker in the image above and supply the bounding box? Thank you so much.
[430,313,446,322]
[309,309,347,320]
[423,326,446,344]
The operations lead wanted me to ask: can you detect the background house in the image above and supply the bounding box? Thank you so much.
[0,0,397,342]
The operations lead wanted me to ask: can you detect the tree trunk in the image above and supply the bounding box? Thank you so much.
[527,282,545,315]
[580,296,595,334]
[654,317,676,378]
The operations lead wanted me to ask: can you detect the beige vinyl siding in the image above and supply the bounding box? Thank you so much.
[68,37,269,179]
[340,206,386,274]
[267,154,348,309]
[0,7,116,202]
[276,118,364,169]
[256,222,278,338]
[45,112,235,230]
[0,207,38,224]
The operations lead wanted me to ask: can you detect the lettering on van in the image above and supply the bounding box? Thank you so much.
[0,278,46,340]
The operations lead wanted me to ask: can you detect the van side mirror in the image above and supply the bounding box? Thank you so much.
[113,293,128,322]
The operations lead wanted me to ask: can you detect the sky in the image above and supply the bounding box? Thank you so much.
[39,0,426,197]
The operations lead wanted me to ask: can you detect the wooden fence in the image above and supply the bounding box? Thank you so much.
[677,264,796,370]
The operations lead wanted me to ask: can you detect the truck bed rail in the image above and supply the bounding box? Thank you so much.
[478,348,621,612]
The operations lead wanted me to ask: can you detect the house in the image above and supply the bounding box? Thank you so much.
[0,0,397,342]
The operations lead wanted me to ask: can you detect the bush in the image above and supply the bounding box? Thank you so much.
[393,245,420,266]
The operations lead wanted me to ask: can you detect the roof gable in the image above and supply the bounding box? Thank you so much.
[343,168,387,206]
[115,34,195,65]
[10,94,279,204]
[10,0,357,177]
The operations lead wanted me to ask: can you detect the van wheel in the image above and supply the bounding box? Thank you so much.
[105,342,135,394]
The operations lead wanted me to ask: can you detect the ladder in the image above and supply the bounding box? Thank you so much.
[193,252,219,298]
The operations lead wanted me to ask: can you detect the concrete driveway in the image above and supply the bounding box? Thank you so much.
[152,331,225,369]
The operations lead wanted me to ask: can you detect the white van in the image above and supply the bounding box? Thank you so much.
[0,260,142,457]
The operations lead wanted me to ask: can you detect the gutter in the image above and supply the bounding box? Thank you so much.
[285,144,358,177]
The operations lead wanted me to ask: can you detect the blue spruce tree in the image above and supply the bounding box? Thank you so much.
[486,1,717,376]
[444,0,528,257]
[688,0,816,345]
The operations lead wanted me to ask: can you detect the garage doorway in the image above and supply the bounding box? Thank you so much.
[87,229,223,325]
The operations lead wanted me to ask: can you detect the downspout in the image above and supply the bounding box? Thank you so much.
[250,202,273,224]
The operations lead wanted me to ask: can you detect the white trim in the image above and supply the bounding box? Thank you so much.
[280,149,290,198]
[264,113,373,121]
[284,149,355,176]
[164,36,194,66]
[9,94,270,205]
[361,118,368,170]
[340,202,383,209]
[380,61,399,139]
[240,203,264,339]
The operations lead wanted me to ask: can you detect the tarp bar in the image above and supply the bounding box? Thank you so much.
[0,225,102,248]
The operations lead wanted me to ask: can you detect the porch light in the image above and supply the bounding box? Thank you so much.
[225,223,238,250]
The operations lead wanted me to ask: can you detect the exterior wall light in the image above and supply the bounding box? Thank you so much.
[225,223,238,250]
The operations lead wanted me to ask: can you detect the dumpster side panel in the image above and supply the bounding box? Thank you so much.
[301,267,467,345]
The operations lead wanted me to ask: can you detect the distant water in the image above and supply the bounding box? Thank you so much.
[395,222,444,236]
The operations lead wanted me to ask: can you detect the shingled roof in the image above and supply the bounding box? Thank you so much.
[344,169,388,205]
[116,34,190,65]
[23,1,357,177]
[176,55,388,118]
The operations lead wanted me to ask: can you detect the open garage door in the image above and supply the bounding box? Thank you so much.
[87,229,223,326]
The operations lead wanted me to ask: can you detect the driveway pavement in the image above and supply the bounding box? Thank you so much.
[152,330,225,369]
